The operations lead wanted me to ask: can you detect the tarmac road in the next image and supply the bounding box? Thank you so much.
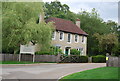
[1,63,106,79]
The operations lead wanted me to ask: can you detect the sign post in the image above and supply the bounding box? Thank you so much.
[19,45,35,62]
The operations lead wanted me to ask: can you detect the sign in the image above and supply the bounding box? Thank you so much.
[20,45,35,54]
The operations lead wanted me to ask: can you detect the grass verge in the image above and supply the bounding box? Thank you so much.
[59,67,119,81]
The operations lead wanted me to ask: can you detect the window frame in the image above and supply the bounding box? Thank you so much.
[59,31,64,41]
[75,34,79,43]
[52,31,56,40]
[67,33,71,43]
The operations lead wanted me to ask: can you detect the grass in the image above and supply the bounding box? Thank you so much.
[0,61,56,64]
[60,67,119,80]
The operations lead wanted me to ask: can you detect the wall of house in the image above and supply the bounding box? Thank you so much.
[51,31,87,56]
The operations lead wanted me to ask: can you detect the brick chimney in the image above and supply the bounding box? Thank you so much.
[39,13,44,23]
[76,19,80,28]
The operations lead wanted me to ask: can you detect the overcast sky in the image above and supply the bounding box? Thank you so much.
[43,0,119,23]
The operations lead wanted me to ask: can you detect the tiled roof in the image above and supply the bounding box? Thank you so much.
[45,17,88,36]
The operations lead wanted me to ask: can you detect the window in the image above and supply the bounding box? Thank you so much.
[82,36,84,43]
[59,32,64,40]
[75,34,78,42]
[52,31,55,40]
[68,33,71,42]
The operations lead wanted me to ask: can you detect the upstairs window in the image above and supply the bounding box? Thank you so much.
[82,36,84,43]
[68,33,71,42]
[59,32,64,40]
[52,31,55,40]
[75,34,78,42]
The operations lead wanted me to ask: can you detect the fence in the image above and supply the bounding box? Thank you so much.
[106,56,120,67]
[0,54,61,62]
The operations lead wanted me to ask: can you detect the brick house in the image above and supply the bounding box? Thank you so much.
[46,17,88,56]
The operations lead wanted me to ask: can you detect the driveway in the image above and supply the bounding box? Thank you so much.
[1,63,106,79]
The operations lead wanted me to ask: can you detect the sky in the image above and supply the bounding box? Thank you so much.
[43,0,119,23]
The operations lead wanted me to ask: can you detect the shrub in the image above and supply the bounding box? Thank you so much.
[92,55,106,63]
[35,51,50,55]
[79,56,88,63]
[70,49,80,55]
[60,55,88,63]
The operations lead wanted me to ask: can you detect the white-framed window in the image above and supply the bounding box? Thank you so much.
[59,32,64,41]
[75,34,79,43]
[52,31,56,40]
[82,36,84,43]
[67,33,71,43]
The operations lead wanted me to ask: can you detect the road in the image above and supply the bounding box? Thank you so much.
[1,63,106,79]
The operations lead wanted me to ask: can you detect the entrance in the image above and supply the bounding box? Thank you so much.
[65,47,71,55]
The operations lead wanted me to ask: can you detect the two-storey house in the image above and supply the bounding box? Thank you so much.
[46,17,88,56]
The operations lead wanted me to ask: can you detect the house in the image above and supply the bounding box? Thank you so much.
[46,17,88,56]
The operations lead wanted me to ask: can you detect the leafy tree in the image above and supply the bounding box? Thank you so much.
[2,2,54,54]
[44,0,76,22]
[94,33,118,55]
[77,8,111,56]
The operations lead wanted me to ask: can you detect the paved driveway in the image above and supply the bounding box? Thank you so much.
[1,63,106,79]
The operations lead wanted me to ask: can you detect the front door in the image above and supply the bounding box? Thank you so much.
[65,48,69,55]
[65,47,71,55]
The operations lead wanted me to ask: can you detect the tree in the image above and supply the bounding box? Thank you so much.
[2,2,54,54]
[44,0,76,22]
[94,33,118,55]
[77,8,111,56]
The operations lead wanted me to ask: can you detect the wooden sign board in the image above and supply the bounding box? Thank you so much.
[20,45,35,54]
[19,45,35,62]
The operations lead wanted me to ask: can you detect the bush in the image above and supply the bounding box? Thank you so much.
[70,49,80,55]
[35,51,50,55]
[92,55,106,63]
[79,56,88,63]
[60,55,88,63]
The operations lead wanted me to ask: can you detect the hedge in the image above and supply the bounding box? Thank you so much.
[92,55,106,63]
[60,55,88,63]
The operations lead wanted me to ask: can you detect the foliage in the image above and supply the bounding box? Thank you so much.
[60,55,88,63]
[35,46,63,55]
[92,55,106,63]
[77,8,112,56]
[79,56,88,63]
[44,1,77,22]
[2,2,54,54]
[70,49,80,55]
[94,33,118,55]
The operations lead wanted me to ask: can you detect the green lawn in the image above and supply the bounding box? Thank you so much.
[0,61,56,64]
[60,67,119,80]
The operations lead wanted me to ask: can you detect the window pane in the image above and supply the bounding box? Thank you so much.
[68,33,71,42]
[75,34,77,42]
[60,32,63,40]
[82,36,84,42]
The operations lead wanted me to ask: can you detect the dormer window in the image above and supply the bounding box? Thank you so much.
[59,32,64,40]
[75,34,78,42]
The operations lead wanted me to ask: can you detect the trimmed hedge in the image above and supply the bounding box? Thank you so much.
[60,55,88,63]
[92,55,106,63]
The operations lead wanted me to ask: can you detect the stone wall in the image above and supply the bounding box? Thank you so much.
[106,56,120,67]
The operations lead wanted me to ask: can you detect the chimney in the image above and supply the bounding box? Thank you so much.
[76,19,80,28]
[39,13,44,23]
